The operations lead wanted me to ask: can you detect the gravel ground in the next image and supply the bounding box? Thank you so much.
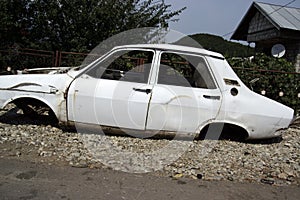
[0,105,299,186]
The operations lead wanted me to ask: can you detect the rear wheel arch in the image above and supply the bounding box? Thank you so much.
[199,122,249,141]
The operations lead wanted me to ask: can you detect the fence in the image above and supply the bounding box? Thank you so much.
[0,48,97,71]
[55,51,100,67]
[0,48,55,70]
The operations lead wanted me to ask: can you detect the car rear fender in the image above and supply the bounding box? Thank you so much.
[197,119,249,140]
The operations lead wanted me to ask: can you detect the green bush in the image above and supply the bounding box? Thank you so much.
[228,54,300,115]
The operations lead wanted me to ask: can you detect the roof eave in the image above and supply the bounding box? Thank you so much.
[231,2,257,41]
[231,1,286,41]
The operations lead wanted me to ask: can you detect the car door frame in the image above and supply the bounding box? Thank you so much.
[67,47,158,131]
[145,50,223,133]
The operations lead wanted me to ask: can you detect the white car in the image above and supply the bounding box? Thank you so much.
[0,44,294,140]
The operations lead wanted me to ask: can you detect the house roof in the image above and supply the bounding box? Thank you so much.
[231,2,300,41]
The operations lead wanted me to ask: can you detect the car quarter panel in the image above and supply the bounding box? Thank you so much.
[207,57,294,139]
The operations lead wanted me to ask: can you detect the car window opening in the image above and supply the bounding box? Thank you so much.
[158,52,216,89]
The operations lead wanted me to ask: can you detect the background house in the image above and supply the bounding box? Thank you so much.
[231,2,300,72]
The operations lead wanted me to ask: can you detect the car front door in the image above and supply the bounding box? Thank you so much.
[146,51,222,133]
[67,49,154,130]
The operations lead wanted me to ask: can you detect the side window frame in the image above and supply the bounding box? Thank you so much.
[84,48,156,84]
[156,51,218,89]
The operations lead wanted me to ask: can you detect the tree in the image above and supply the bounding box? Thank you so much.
[0,0,186,52]
[0,0,30,48]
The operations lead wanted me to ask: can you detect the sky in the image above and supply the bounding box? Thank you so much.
[165,0,300,41]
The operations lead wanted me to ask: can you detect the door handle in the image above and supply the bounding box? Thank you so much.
[203,95,220,100]
[133,88,152,94]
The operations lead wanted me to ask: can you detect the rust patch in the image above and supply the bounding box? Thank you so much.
[223,78,240,86]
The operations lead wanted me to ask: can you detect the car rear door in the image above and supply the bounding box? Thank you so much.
[146,51,222,133]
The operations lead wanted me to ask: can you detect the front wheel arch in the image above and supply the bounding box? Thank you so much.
[8,97,58,123]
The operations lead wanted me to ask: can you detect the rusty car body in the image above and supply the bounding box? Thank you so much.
[0,44,294,140]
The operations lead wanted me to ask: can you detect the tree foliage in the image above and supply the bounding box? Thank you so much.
[0,0,185,52]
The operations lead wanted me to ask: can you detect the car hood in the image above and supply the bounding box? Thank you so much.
[0,73,74,94]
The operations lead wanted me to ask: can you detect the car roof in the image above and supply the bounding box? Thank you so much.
[112,44,225,60]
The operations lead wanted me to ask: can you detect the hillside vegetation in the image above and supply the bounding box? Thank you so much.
[176,33,254,58]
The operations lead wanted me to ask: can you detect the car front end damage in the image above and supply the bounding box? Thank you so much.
[0,72,74,123]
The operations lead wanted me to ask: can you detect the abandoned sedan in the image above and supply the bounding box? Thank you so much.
[0,44,294,140]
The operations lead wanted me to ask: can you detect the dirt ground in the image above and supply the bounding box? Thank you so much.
[0,157,299,200]
[0,108,299,199]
